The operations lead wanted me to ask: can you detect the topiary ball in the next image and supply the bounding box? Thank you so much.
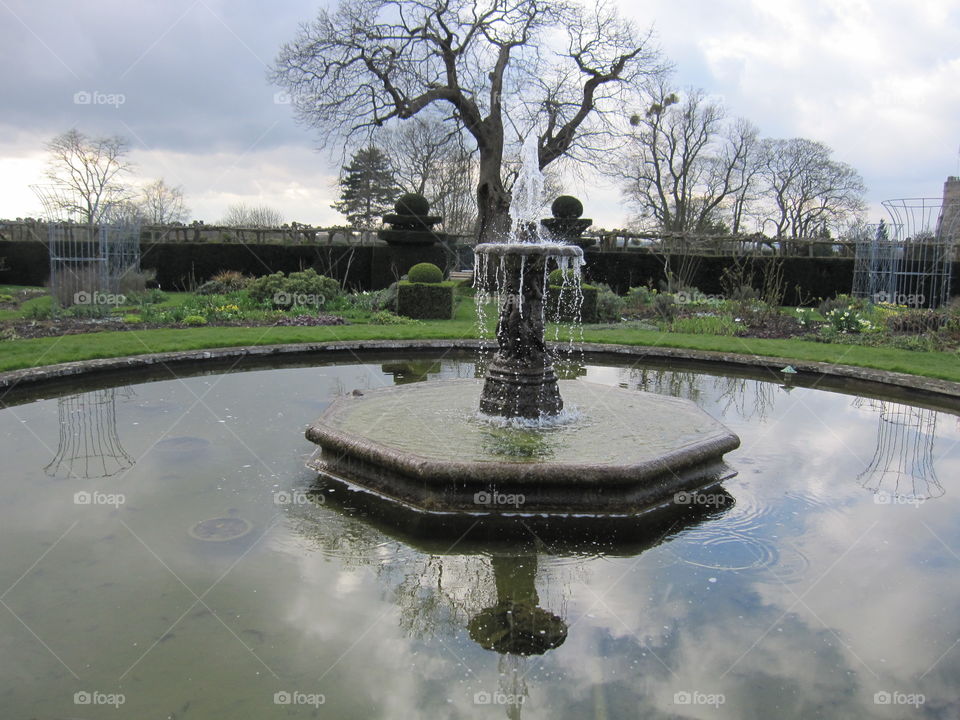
[407,262,443,284]
[547,268,577,286]
[395,193,430,216]
[551,195,584,219]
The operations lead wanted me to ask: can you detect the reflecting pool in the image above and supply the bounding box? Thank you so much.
[0,353,958,718]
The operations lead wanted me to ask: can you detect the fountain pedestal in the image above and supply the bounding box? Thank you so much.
[475,242,582,420]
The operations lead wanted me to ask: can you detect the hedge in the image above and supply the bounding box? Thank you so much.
[396,281,456,319]
[0,241,450,291]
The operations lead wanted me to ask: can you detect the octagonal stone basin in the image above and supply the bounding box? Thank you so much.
[305,379,740,514]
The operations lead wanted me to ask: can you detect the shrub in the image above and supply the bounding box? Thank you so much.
[547,268,578,286]
[0,294,14,304]
[198,270,250,295]
[407,262,444,284]
[123,314,144,324]
[395,193,431,216]
[594,284,623,323]
[247,269,340,308]
[824,307,874,334]
[551,195,584,219]
[397,280,455,319]
[370,310,420,325]
[547,284,598,323]
[653,293,678,322]
[626,286,657,307]
[817,293,864,317]
[887,309,948,334]
[183,314,208,326]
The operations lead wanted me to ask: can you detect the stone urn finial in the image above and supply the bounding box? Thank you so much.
[378,193,445,246]
[541,195,595,249]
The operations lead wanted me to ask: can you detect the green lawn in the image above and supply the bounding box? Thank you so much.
[0,322,958,383]
[1,286,957,383]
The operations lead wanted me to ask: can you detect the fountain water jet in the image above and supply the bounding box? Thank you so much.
[475,133,584,420]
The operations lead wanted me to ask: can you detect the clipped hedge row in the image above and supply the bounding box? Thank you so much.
[396,280,456,319]
[583,252,862,306]
[547,284,598,323]
[0,241,449,291]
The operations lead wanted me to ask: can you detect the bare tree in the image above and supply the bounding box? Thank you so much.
[139,179,188,224]
[272,0,666,241]
[380,114,479,234]
[43,129,133,225]
[617,83,753,233]
[724,119,762,234]
[757,138,866,241]
[220,203,285,228]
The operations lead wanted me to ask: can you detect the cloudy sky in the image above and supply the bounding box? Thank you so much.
[0,0,957,229]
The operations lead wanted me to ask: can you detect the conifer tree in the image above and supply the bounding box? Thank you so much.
[332,146,398,229]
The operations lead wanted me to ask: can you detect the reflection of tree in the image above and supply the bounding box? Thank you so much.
[712,375,777,422]
[44,388,135,479]
[380,360,442,385]
[853,399,944,501]
[619,367,703,402]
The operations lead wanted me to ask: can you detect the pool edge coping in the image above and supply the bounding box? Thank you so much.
[1,339,959,401]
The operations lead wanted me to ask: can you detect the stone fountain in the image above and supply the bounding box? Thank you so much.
[305,135,740,515]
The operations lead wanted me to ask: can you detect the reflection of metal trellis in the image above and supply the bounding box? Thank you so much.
[45,388,135,479]
[854,399,943,501]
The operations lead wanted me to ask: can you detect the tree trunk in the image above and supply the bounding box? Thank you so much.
[475,144,511,244]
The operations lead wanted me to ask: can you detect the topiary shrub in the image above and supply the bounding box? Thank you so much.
[395,193,431,216]
[547,268,578,286]
[547,283,598,323]
[551,195,584,219]
[407,262,444,284]
[396,280,455,319]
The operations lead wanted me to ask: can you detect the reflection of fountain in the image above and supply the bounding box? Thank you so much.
[291,479,735,719]
[305,135,739,514]
[468,555,567,655]
[853,399,944,501]
[45,388,135,479]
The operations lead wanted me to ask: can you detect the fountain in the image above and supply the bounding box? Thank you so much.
[305,135,740,514]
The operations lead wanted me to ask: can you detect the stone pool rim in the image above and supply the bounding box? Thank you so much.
[1,339,959,405]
